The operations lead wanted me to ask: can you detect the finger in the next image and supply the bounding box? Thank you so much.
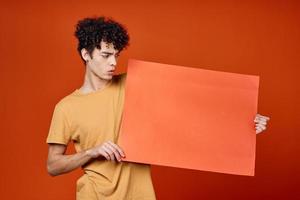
[255,126,265,133]
[99,149,110,160]
[256,127,263,134]
[104,144,116,162]
[106,142,122,162]
[254,116,260,122]
[108,141,125,158]
[258,117,268,122]
[256,120,267,125]
[255,118,267,126]
[262,116,270,121]
[104,143,120,162]
[256,125,263,132]
[256,124,267,131]
[102,145,114,161]
[257,114,270,121]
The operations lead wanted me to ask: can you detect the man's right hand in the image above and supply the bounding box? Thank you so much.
[47,141,125,176]
[86,141,126,162]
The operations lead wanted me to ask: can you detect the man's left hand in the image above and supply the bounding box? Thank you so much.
[254,114,270,134]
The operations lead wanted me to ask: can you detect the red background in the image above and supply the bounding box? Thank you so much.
[0,0,299,199]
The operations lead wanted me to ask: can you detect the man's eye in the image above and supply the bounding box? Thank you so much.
[102,54,109,58]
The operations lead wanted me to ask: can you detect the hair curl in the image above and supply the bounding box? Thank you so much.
[74,16,130,61]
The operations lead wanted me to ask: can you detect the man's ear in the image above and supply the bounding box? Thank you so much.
[81,48,91,62]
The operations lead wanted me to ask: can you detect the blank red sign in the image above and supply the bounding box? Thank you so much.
[118,59,259,176]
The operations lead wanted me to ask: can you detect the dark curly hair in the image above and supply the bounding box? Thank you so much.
[74,16,130,61]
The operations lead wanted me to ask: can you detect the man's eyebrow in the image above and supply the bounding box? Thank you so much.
[101,51,119,55]
[101,51,113,54]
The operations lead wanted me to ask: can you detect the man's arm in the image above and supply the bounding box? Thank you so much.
[47,141,125,176]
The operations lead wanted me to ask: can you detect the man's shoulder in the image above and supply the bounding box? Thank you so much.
[54,90,79,111]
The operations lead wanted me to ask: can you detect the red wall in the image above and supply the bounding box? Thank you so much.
[0,0,299,199]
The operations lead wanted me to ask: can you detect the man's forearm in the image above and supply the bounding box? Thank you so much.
[47,149,96,176]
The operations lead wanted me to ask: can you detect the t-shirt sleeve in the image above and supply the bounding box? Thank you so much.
[46,103,72,145]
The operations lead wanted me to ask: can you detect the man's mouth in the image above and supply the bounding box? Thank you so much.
[108,70,115,75]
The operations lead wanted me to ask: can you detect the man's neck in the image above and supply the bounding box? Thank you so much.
[79,69,111,94]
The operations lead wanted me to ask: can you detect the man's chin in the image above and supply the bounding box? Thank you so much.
[102,74,114,80]
[96,74,113,81]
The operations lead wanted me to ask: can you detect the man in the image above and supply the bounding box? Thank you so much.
[47,17,156,199]
[46,16,270,200]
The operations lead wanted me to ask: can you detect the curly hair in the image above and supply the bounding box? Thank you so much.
[74,16,130,61]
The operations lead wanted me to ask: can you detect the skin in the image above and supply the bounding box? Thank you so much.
[255,114,270,134]
[47,41,270,176]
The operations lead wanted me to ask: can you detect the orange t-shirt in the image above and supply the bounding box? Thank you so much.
[47,74,156,200]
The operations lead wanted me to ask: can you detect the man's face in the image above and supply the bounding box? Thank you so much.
[86,41,119,81]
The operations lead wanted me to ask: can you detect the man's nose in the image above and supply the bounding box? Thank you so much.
[110,56,117,66]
